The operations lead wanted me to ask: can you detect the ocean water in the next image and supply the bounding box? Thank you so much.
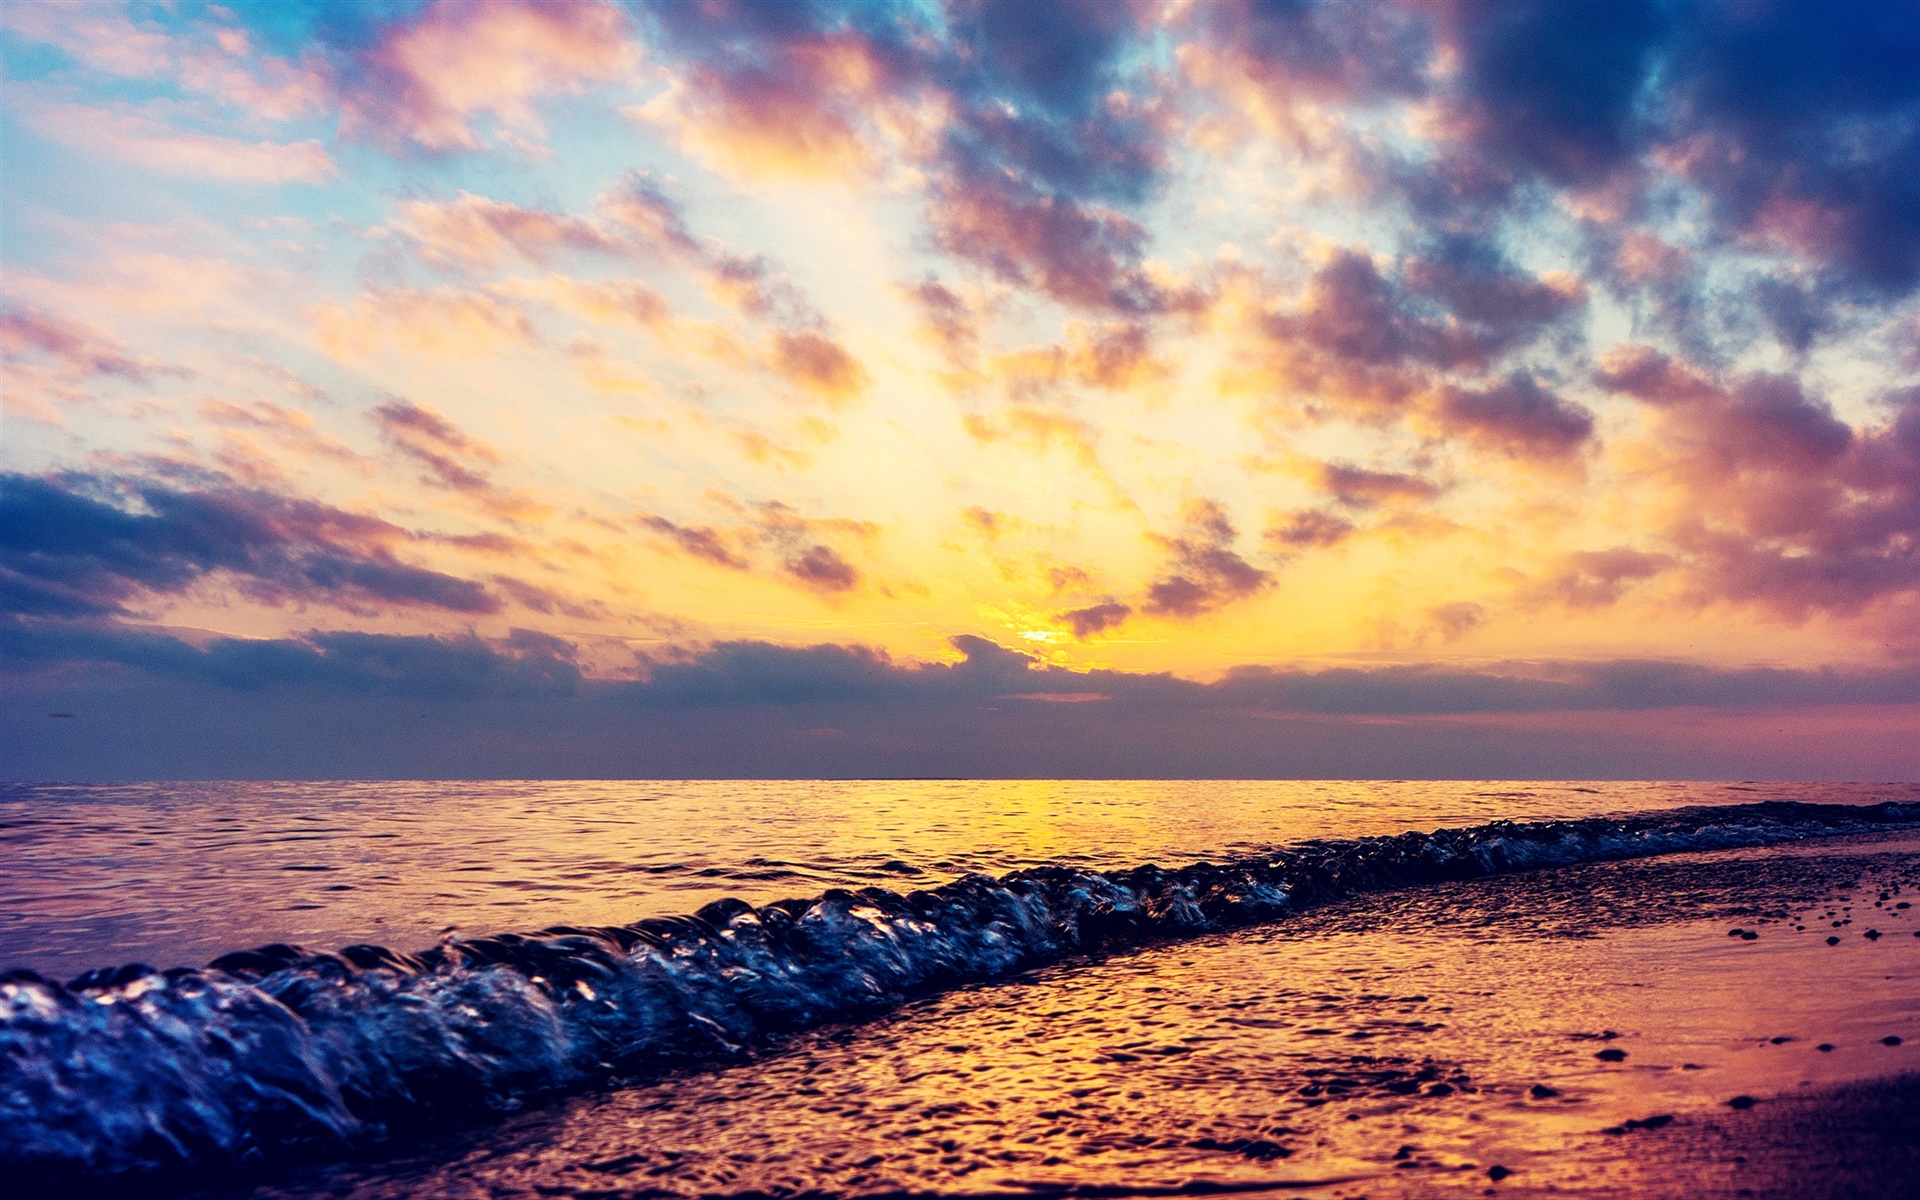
[3,780,1919,1196]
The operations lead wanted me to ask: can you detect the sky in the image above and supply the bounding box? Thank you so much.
[4,0,1920,780]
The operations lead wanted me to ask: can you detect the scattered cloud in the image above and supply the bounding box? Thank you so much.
[1055,600,1132,640]
[1144,500,1273,619]
[8,0,1920,777]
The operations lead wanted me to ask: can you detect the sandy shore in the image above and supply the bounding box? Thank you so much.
[1570,1070,1920,1200]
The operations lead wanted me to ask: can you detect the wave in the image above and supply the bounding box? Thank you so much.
[4,799,1916,1186]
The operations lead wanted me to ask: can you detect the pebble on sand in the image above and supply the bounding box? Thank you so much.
[1596,1048,1627,1062]
[1727,1095,1757,1109]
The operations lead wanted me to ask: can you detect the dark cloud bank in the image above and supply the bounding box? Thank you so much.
[6,624,1917,780]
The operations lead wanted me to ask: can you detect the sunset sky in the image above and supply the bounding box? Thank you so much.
[5,0,1920,778]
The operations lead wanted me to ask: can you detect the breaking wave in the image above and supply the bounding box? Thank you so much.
[4,799,1916,1186]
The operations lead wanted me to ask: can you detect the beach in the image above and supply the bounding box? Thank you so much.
[4,783,1917,1197]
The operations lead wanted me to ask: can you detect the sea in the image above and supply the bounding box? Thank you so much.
[4,780,1919,1197]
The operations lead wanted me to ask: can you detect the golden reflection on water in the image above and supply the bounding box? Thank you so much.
[6,779,1913,976]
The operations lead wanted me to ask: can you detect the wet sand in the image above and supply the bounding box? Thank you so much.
[1575,1070,1920,1200]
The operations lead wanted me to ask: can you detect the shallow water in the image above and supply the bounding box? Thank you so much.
[3,780,1911,977]
[4,781,1919,1196]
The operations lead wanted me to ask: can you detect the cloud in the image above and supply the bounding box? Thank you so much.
[927,164,1167,313]
[1426,601,1487,642]
[629,2,929,184]
[18,98,336,184]
[634,638,908,706]
[1143,500,1273,619]
[1249,249,1588,433]
[961,406,1104,471]
[941,1,1170,202]
[2,3,328,119]
[527,276,675,333]
[639,516,751,571]
[905,278,980,365]
[637,498,875,597]
[10,626,1920,778]
[370,400,504,491]
[633,54,879,183]
[387,192,622,269]
[1055,600,1133,641]
[365,399,546,524]
[338,0,639,153]
[752,501,870,595]
[1310,462,1445,509]
[0,471,503,620]
[947,0,1139,114]
[0,308,156,383]
[198,399,362,480]
[1368,1,1920,316]
[786,543,861,593]
[1430,0,1668,188]
[1658,1,1920,299]
[1240,248,1595,461]
[0,620,577,700]
[13,623,1920,719]
[1597,349,1920,617]
[1266,510,1356,551]
[313,287,536,360]
[596,171,704,253]
[1427,374,1594,459]
[1403,240,1590,336]
[1527,548,1675,609]
[628,0,1182,317]
[428,178,861,404]
[1179,0,1428,143]
[387,173,709,272]
[991,321,1167,397]
[769,331,868,403]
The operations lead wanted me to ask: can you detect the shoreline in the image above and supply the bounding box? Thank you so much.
[12,810,1917,1197]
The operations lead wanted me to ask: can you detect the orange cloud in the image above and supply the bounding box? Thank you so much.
[313,287,536,360]
[770,331,868,403]
[987,321,1170,402]
[388,192,621,268]
[962,407,1104,471]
